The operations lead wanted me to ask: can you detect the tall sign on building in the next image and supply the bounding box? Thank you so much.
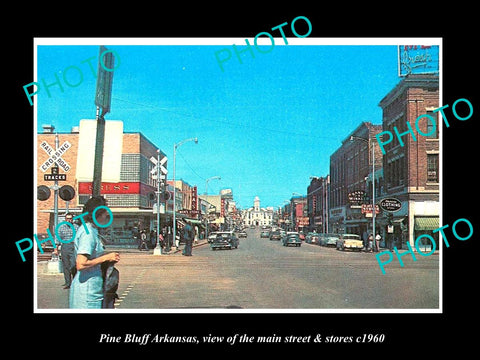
[398,45,439,77]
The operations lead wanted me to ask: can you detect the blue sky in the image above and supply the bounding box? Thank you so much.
[35,41,402,209]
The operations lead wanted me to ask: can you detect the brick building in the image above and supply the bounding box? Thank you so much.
[378,74,439,249]
[36,121,168,245]
[329,122,383,235]
[306,175,330,233]
[290,196,308,232]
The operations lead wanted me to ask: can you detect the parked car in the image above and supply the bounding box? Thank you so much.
[336,233,363,251]
[210,231,239,250]
[269,230,282,241]
[319,233,340,247]
[260,230,270,238]
[299,231,306,241]
[282,232,302,247]
[237,230,247,238]
[305,232,320,245]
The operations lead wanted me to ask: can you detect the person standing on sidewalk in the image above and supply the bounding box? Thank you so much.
[69,196,120,309]
[139,230,148,251]
[57,212,78,289]
[375,232,382,252]
[367,233,374,253]
[182,220,194,256]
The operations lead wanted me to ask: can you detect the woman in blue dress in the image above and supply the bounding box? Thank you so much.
[69,197,120,309]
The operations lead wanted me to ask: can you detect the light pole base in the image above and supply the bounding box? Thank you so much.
[153,246,163,256]
[47,259,62,274]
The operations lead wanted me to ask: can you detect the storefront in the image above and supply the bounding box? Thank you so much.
[329,207,345,234]
[375,197,439,250]
[414,216,439,252]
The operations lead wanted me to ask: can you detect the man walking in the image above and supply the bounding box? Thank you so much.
[57,212,78,289]
[182,220,194,256]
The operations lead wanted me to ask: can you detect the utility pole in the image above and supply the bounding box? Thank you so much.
[92,46,115,197]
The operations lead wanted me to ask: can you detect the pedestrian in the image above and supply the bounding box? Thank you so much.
[367,233,374,253]
[133,227,140,249]
[69,196,120,309]
[362,230,368,250]
[150,230,156,248]
[175,226,180,250]
[386,234,393,251]
[139,230,148,251]
[158,231,164,249]
[57,212,78,289]
[182,220,194,256]
[375,232,382,252]
[194,226,199,245]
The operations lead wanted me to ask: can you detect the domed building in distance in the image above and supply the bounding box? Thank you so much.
[241,196,274,227]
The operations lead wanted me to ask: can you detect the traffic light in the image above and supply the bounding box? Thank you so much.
[59,185,75,201]
[37,185,51,201]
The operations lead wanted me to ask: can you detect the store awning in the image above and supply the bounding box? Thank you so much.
[414,217,439,231]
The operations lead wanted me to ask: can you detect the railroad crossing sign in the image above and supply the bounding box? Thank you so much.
[150,154,168,179]
[39,140,71,173]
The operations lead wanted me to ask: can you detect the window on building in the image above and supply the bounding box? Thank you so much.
[427,154,439,182]
[426,111,439,138]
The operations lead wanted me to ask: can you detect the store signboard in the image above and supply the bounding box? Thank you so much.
[379,198,402,212]
[398,45,439,77]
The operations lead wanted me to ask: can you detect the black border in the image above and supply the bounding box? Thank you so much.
[8,6,478,354]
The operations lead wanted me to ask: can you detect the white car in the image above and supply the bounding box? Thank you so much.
[336,234,363,251]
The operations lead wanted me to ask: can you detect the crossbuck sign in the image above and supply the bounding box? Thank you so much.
[150,154,168,179]
[39,140,71,172]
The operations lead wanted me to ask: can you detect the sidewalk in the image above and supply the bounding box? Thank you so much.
[107,238,209,254]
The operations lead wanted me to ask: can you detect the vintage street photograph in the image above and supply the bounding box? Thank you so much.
[33,38,441,312]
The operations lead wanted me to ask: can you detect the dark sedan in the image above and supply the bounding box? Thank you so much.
[269,230,282,241]
[210,231,239,250]
[282,232,302,247]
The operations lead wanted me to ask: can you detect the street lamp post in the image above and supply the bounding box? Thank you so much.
[153,149,162,255]
[350,135,376,246]
[172,137,198,251]
[205,175,221,239]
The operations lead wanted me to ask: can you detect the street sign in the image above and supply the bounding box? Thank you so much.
[39,140,71,173]
[361,204,380,214]
[44,174,67,181]
[159,155,168,174]
[150,155,168,179]
[95,46,115,115]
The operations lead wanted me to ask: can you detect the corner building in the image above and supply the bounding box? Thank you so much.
[378,74,439,249]
[37,122,167,245]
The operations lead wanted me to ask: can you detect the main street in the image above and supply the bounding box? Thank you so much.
[37,228,439,310]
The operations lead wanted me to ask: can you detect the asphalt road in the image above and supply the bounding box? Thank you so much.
[36,228,439,310]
